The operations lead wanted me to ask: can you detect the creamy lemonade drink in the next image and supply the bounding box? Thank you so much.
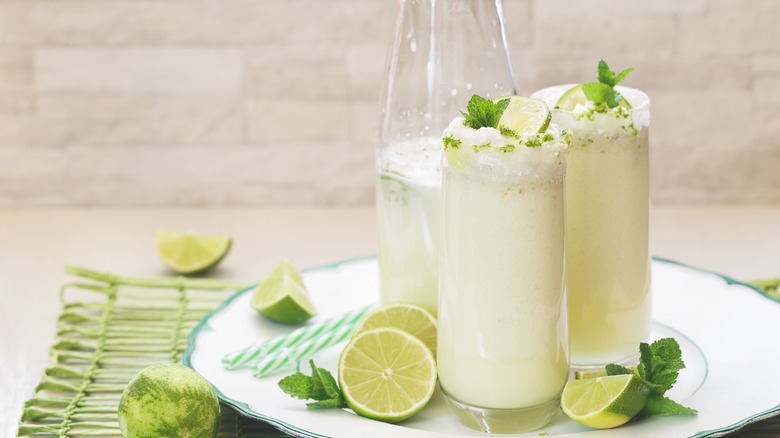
[376,138,441,315]
[532,60,652,366]
[437,95,570,433]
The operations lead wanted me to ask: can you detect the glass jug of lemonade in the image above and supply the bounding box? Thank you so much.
[377,0,516,316]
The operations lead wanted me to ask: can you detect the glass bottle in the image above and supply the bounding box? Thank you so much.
[376,0,517,316]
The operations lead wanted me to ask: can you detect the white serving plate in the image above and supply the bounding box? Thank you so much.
[185,256,780,437]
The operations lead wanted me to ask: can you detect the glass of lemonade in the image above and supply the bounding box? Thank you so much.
[437,97,570,433]
[532,84,652,367]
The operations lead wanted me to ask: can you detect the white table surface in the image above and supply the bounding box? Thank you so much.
[2,204,779,437]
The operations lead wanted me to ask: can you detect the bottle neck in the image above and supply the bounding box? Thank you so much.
[378,0,516,148]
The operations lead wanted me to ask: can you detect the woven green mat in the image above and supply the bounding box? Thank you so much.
[17,267,780,437]
[17,266,291,438]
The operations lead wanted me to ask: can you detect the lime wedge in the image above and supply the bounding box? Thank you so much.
[339,327,437,423]
[353,302,437,356]
[561,374,649,429]
[251,259,317,324]
[154,229,231,274]
[494,95,551,136]
[555,84,630,111]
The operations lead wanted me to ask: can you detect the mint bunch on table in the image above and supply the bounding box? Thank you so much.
[606,337,698,418]
[582,59,633,109]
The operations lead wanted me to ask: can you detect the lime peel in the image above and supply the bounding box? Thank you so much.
[118,363,220,438]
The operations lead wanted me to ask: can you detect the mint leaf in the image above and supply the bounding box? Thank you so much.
[640,394,697,418]
[307,398,346,409]
[613,67,634,86]
[461,94,510,129]
[278,372,315,400]
[278,361,345,409]
[605,364,634,376]
[606,337,696,423]
[597,59,616,87]
[310,360,342,402]
[639,338,685,395]
[584,59,633,109]
[582,82,625,109]
[597,58,633,87]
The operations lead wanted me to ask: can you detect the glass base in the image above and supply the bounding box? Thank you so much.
[570,352,640,370]
[441,387,560,434]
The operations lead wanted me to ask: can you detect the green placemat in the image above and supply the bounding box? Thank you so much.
[17,266,292,438]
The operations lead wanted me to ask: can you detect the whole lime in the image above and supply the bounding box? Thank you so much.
[118,363,220,438]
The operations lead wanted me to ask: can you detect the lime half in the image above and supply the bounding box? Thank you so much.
[555,84,630,111]
[494,96,551,136]
[353,302,437,356]
[251,259,317,324]
[154,229,231,274]
[339,327,437,423]
[561,374,649,429]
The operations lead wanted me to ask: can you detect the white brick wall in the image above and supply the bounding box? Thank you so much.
[0,0,779,205]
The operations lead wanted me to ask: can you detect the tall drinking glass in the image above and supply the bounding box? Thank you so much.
[437,110,570,433]
[532,85,652,367]
[377,0,516,315]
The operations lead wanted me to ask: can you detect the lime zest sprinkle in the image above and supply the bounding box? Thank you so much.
[473,143,491,153]
[442,134,462,150]
[499,126,520,139]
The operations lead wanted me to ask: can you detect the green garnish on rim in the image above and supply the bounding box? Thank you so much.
[460,94,510,130]
[557,59,634,112]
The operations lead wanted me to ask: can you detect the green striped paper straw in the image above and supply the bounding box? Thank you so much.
[250,323,357,377]
[221,305,373,370]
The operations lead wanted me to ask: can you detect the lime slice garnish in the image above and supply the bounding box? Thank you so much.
[494,95,551,136]
[353,302,437,356]
[339,327,437,423]
[251,259,317,324]
[561,374,650,429]
[154,229,231,274]
[555,84,631,111]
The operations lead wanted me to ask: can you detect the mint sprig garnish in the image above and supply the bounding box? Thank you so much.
[582,59,634,109]
[278,360,345,409]
[461,94,510,130]
[607,337,697,418]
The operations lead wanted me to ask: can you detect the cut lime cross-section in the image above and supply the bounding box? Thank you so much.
[555,84,631,112]
[251,259,317,324]
[353,302,437,357]
[561,374,649,429]
[154,229,231,275]
[339,327,437,423]
[494,95,551,136]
